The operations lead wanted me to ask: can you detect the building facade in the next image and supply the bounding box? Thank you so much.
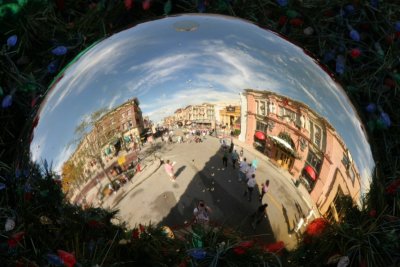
[167,103,216,128]
[63,98,144,184]
[241,89,361,221]
[219,105,241,130]
[190,103,215,127]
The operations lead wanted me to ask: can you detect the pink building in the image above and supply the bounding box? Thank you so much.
[241,89,361,221]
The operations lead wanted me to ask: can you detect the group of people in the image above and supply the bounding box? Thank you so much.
[162,136,271,230]
[161,128,210,144]
[221,140,271,229]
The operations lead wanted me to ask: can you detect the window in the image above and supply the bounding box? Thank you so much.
[128,120,133,128]
[128,110,132,116]
[256,100,266,116]
[267,101,276,115]
[309,121,323,149]
[256,101,259,115]
[348,167,355,183]
[306,150,322,174]
[260,101,266,116]
[122,112,126,118]
[279,107,297,121]
[302,150,322,193]
[325,187,346,222]
[314,125,322,147]
[342,153,350,169]
[256,121,268,133]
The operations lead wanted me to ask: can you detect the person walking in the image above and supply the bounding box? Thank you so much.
[193,200,211,224]
[243,174,257,202]
[251,159,259,170]
[246,162,256,181]
[164,160,176,181]
[222,149,228,167]
[251,204,268,229]
[229,139,234,153]
[259,180,270,202]
[239,148,244,162]
[238,158,248,182]
[231,150,239,169]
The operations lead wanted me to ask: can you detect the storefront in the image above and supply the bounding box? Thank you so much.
[300,165,318,192]
[268,135,298,170]
[253,131,266,153]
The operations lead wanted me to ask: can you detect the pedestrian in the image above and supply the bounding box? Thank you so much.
[251,204,268,229]
[193,200,211,224]
[229,139,234,153]
[164,160,176,181]
[222,149,228,167]
[239,148,244,162]
[221,139,227,149]
[238,158,248,182]
[251,159,259,170]
[243,174,257,202]
[246,163,256,181]
[231,150,239,169]
[259,180,270,202]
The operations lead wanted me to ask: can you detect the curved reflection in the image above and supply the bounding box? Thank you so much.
[27,14,374,249]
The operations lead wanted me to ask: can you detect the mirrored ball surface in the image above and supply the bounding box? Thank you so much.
[28,14,374,248]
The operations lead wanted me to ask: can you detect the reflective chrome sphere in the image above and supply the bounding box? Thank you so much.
[28,14,374,249]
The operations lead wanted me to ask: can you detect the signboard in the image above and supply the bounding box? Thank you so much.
[226,106,235,112]
[118,155,126,166]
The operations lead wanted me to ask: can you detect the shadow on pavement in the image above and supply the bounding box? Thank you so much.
[282,204,292,234]
[174,166,186,178]
[154,143,276,244]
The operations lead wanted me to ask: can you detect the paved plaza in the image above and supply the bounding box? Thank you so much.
[82,135,320,250]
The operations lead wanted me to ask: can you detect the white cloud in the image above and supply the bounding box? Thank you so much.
[53,144,76,173]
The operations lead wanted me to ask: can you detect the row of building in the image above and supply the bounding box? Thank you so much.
[163,102,241,130]
[162,90,361,222]
[238,89,361,222]
[64,98,149,187]
[66,90,361,222]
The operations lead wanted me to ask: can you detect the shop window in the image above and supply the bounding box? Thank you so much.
[306,150,322,174]
[303,150,322,192]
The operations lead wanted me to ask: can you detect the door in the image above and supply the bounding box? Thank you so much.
[276,149,292,170]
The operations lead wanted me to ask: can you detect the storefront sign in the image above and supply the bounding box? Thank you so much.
[118,155,126,166]
[226,106,235,112]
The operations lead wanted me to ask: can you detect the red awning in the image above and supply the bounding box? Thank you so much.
[304,165,317,181]
[254,131,266,140]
